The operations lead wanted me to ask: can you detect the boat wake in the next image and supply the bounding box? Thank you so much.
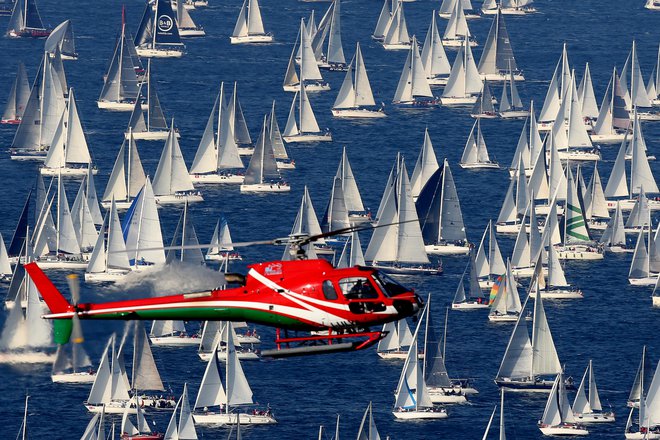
[0,350,56,364]
[110,263,226,296]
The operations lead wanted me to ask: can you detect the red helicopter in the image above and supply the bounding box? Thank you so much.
[24,227,424,358]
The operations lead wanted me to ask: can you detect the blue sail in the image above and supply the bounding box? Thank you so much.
[24,0,45,30]
[122,187,142,242]
[8,190,32,257]
[154,0,182,46]
[415,167,443,245]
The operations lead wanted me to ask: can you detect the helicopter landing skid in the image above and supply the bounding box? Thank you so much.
[261,329,384,358]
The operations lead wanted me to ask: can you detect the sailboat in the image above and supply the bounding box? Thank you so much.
[572,360,615,423]
[336,231,365,268]
[591,68,631,144]
[0,234,12,282]
[495,269,569,391]
[452,251,489,309]
[475,220,506,289]
[480,390,508,440]
[192,325,276,425]
[197,321,260,361]
[266,101,295,169]
[285,186,333,258]
[10,52,68,160]
[356,402,382,439]
[165,200,205,266]
[392,35,437,106]
[392,302,448,419]
[310,0,346,70]
[628,346,652,409]
[365,156,441,275]
[134,0,185,58]
[554,166,604,260]
[441,37,483,105]
[283,83,332,143]
[499,65,529,118]
[376,318,415,359]
[411,129,440,202]
[373,0,395,41]
[205,218,242,262]
[416,159,470,255]
[283,19,330,92]
[538,373,589,435]
[149,321,200,346]
[421,12,451,86]
[439,0,481,19]
[529,244,583,299]
[40,88,96,177]
[621,41,660,121]
[6,0,50,37]
[123,178,167,271]
[460,119,499,169]
[152,122,204,204]
[176,0,205,37]
[164,384,198,440]
[230,0,272,43]
[381,1,411,50]
[330,147,371,224]
[102,131,147,209]
[1,62,30,123]
[45,20,77,59]
[121,396,165,439]
[85,334,135,414]
[126,65,176,141]
[85,200,132,282]
[477,9,523,81]
[628,227,659,286]
[470,80,497,118]
[442,0,477,48]
[625,355,660,439]
[332,42,385,118]
[80,406,108,440]
[240,115,290,192]
[488,260,522,322]
[646,0,660,9]
[98,9,143,111]
[600,201,631,252]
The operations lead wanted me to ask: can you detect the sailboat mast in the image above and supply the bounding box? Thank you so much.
[22,0,27,30]
[118,8,126,102]
[56,174,61,253]
[131,322,138,393]
[499,389,505,439]
[151,0,158,49]
[438,161,447,242]
[22,394,29,440]
[106,204,113,274]
[443,306,448,360]
[422,297,431,380]
[134,185,147,266]
[39,54,47,147]
[181,201,188,262]
[127,130,133,201]
[147,61,152,130]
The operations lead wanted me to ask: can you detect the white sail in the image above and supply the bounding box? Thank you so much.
[300,19,323,82]
[333,43,375,109]
[87,336,115,405]
[225,322,253,407]
[630,111,659,195]
[190,93,219,174]
[578,63,599,119]
[152,122,196,196]
[496,293,532,380]
[477,9,518,76]
[531,289,561,377]
[410,129,439,200]
[393,313,433,410]
[124,178,166,266]
[421,13,450,80]
[604,134,629,198]
[194,343,227,409]
[393,36,432,103]
[336,147,365,213]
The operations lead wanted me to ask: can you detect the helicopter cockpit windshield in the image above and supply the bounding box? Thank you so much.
[372,272,409,297]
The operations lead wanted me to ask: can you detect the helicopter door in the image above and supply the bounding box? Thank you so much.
[338,277,386,314]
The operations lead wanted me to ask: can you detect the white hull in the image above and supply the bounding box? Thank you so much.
[442,38,478,48]
[529,289,584,299]
[425,243,470,255]
[479,279,496,290]
[97,101,147,111]
[459,161,500,169]
[36,258,88,270]
[488,314,520,322]
[101,199,134,210]
[555,246,604,260]
[637,111,660,121]
[230,34,274,44]
[126,130,177,141]
[499,110,530,119]
[198,351,260,362]
[51,372,96,383]
[377,351,424,360]
[427,76,449,86]
[86,401,136,414]
[452,301,489,310]
[332,108,387,118]
[590,133,627,144]
[135,47,184,58]
[283,83,331,92]
[189,173,245,184]
[441,96,478,105]
[84,270,130,283]
[276,160,296,169]
[538,121,554,131]
[193,412,276,425]
[483,7,535,14]
[154,194,204,205]
[240,183,291,193]
[205,252,242,262]
[40,167,98,177]
[653,296,660,307]
[629,275,659,286]
[557,150,601,161]
[606,199,660,211]
[10,152,47,161]
[392,409,448,419]
[480,73,525,82]
[539,425,589,436]
[382,42,411,50]
[283,133,333,143]
[179,28,206,37]
[427,389,468,404]
[606,245,633,253]
[626,433,660,439]
[149,336,200,346]
[574,412,615,423]
[439,12,481,19]
[495,222,522,234]
[237,147,254,156]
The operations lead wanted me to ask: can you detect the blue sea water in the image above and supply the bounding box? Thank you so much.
[0,0,659,438]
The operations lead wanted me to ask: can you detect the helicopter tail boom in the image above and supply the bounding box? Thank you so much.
[24,262,74,316]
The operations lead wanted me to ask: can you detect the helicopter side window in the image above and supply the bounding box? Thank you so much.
[372,272,409,297]
[322,280,338,300]
[338,277,378,299]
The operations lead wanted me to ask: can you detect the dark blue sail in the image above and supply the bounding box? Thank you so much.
[154,0,182,46]
[8,189,31,257]
[24,0,45,30]
[415,167,443,245]
[134,3,153,47]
